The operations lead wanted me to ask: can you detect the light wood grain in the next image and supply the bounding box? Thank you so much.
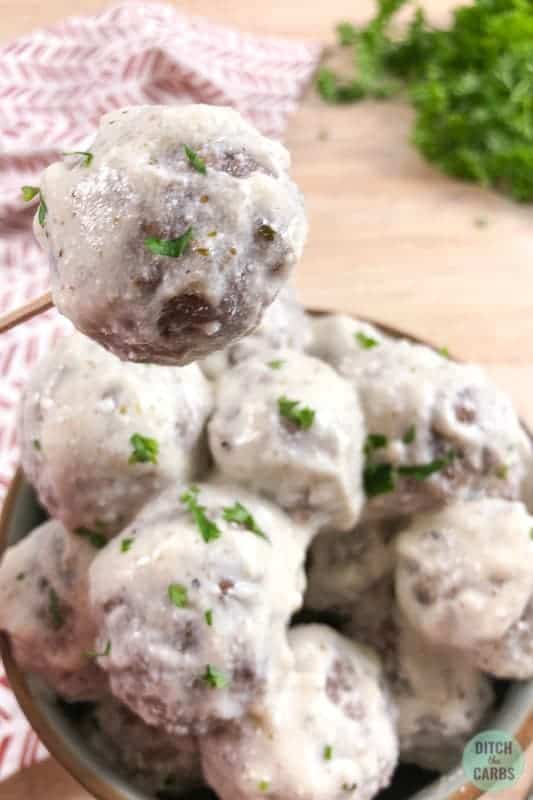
[2,1,533,798]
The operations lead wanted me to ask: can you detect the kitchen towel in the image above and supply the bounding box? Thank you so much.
[0,2,320,779]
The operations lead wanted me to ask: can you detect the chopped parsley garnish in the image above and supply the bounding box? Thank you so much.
[85,641,111,660]
[180,486,221,543]
[397,451,455,481]
[202,664,230,689]
[168,583,188,609]
[268,359,285,370]
[120,538,134,553]
[258,780,270,792]
[129,433,159,465]
[364,433,388,457]
[223,501,269,541]
[21,185,40,202]
[530,528,533,541]
[204,609,213,627]
[278,396,315,430]
[145,227,193,258]
[342,783,358,793]
[184,145,207,175]
[402,425,416,445]
[323,745,333,761]
[196,247,210,256]
[207,230,217,237]
[38,196,47,227]
[16,572,25,582]
[317,0,533,202]
[62,151,93,167]
[48,588,64,630]
[257,223,276,241]
[495,463,508,480]
[438,346,450,359]
[33,439,41,451]
[355,331,378,349]
[74,525,107,550]
[363,461,396,498]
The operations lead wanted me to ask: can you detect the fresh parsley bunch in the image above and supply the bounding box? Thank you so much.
[318,0,533,201]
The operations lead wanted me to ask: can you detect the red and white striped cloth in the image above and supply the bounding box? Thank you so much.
[0,3,320,781]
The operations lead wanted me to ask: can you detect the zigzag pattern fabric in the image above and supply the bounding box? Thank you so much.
[0,3,319,780]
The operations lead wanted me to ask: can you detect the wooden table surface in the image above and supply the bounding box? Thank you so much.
[2,0,533,797]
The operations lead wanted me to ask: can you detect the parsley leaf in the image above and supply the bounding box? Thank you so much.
[258,780,270,792]
[438,346,450,359]
[120,538,134,553]
[355,330,379,349]
[145,227,193,258]
[323,745,333,761]
[364,433,388,457]
[48,588,64,630]
[318,0,533,201]
[278,396,316,430]
[85,641,111,660]
[343,783,358,793]
[180,486,221,543]
[397,450,455,480]
[268,359,285,370]
[184,145,207,174]
[402,424,416,444]
[168,583,188,609]
[32,439,41,451]
[223,501,269,541]
[74,526,107,550]
[63,151,93,167]
[202,664,230,689]
[38,196,47,227]
[495,463,508,480]
[363,461,396,497]
[257,223,276,241]
[21,185,40,202]
[129,433,159,465]
[204,609,213,626]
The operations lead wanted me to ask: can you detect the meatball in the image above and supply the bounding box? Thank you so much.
[35,105,307,365]
[201,624,398,800]
[339,338,529,518]
[305,517,407,614]
[89,482,310,735]
[342,588,494,772]
[395,499,533,649]
[388,614,494,772]
[19,330,213,537]
[473,594,533,679]
[199,286,312,381]
[309,313,388,369]
[209,350,365,531]
[83,699,203,796]
[0,520,105,700]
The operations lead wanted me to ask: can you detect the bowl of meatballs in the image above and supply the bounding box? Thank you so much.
[2,103,533,800]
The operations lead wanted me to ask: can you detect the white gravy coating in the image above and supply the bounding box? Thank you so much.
[473,593,533,679]
[396,498,533,649]
[201,624,398,800]
[82,699,204,796]
[199,286,312,381]
[308,314,388,369]
[19,330,213,537]
[339,338,529,518]
[208,349,366,531]
[0,519,105,700]
[305,517,408,613]
[89,481,311,736]
[35,105,307,365]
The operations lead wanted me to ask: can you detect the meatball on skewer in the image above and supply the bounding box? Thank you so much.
[0,520,105,701]
[19,330,213,538]
[89,482,311,735]
[209,349,366,531]
[201,625,398,800]
[35,105,307,365]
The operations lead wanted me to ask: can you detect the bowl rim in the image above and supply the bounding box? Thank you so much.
[2,313,533,800]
